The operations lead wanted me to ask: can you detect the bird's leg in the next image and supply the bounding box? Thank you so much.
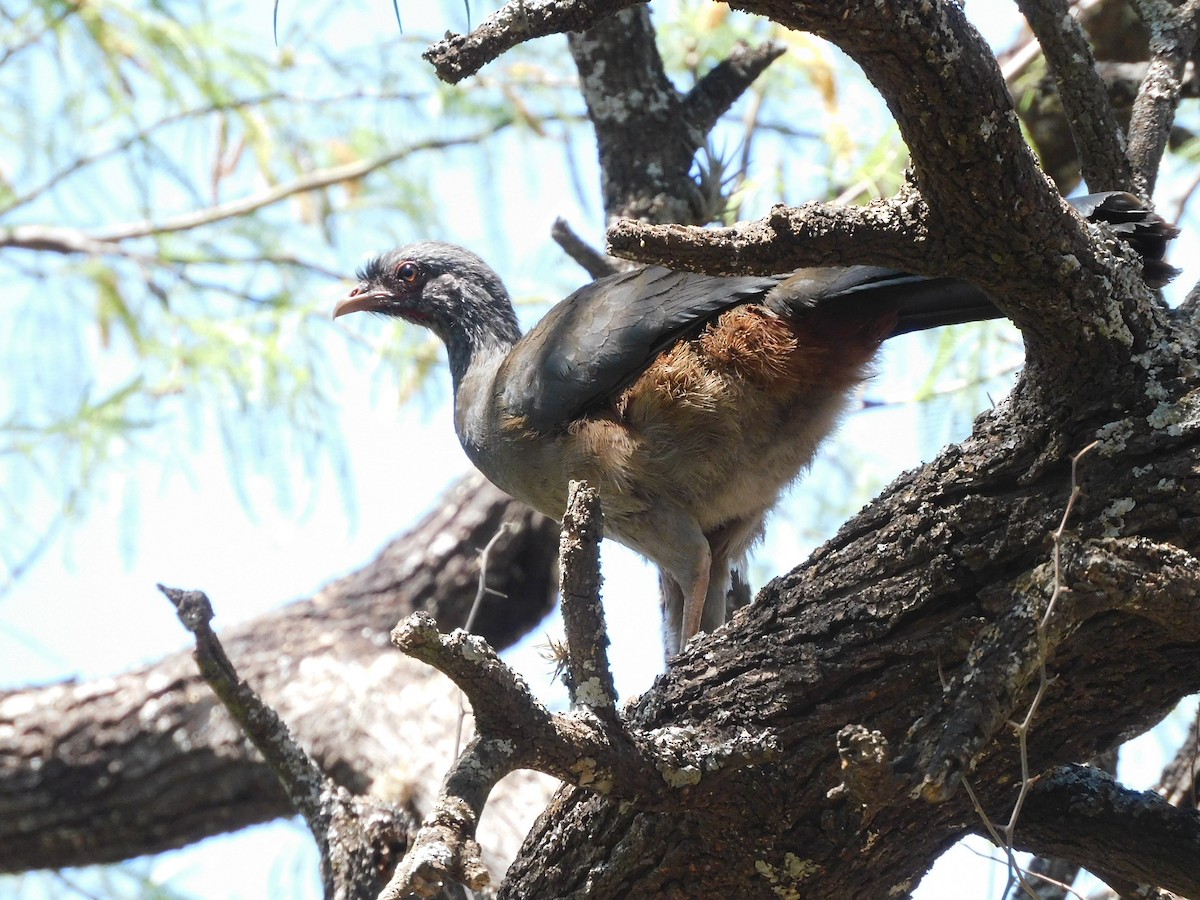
[702,515,764,633]
[679,541,712,651]
[619,508,711,656]
[655,545,711,657]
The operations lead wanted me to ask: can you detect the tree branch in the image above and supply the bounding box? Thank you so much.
[423,0,639,84]
[1015,0,1134,191]
[159,585,409,899]
[383,502,781,897]
[1015,764,1200,898]
[0,129,511,252]
[557,481,619,716]
[606,193,938,274]
[1127,0,1200,194]
[680,39,787,136]
[550,218,619,278]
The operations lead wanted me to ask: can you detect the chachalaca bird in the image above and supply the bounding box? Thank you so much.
[335,193,1176,655]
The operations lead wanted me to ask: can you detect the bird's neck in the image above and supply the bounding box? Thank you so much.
[451,338,511,466]
[437,279,521,392]
[446,330,512,394]
[437,280,522,457]
[443,320,519,396]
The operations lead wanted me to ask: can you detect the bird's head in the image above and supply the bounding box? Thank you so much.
[334,242,520,355]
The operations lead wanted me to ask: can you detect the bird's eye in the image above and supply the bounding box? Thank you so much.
[395,261,420,283]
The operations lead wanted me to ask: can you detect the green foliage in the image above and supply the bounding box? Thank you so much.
[0,0,582,586]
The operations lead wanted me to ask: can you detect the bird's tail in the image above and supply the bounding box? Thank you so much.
[885,275,1001,337]
[773,191,1179,339]
[1070,191,1179,288]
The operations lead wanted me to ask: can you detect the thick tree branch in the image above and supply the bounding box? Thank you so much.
[1015,764,1200,898]
[607,193,937,275]
[1015,0,1134,191]
[1127,0,1200,194]
[423,0,638,84]
[602,0,1172,370]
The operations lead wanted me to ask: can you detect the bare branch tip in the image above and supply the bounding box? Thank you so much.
[390,610,441,651]
[157,583,214,633]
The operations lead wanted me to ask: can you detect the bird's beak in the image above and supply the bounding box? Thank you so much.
[333,285,390,320]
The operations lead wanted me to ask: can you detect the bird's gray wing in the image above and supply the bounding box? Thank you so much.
[500,193,1176,435]
[499,266,781,433]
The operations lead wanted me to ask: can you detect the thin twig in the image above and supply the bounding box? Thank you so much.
[1003,442,1097,842]
[960,841,1088,900]
[960,442,1098,900]
[0,88,419,219]
[456,523,512,756]
[1008,442,1097,833]
[0,127,512,252]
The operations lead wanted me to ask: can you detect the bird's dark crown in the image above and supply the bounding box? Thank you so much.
[354,255,388,283]
[357,241,506,294]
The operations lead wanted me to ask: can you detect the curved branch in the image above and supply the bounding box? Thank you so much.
[0,129,511,252]
[680,39,787,136]
[423,0,638,84]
